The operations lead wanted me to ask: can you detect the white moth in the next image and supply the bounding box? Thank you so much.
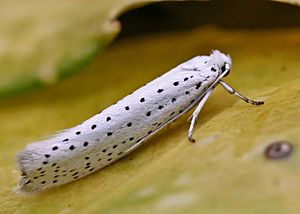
[16,50,263,193]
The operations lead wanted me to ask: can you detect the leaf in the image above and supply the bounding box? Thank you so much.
[275,0,300,6]
[0,0,153,98]
[1,25,300,213]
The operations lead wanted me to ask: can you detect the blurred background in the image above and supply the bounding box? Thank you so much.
[118,0,300,38]
[1,0,300,98]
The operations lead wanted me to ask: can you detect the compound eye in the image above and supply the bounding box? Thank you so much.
[222,64,230,77]
[221,64,226,72]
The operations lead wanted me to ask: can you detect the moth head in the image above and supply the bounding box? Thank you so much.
[210,50,232,77]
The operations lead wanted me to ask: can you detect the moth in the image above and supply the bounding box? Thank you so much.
[16,50,264,193]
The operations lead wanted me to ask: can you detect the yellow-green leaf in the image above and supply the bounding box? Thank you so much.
[0,0,153,98]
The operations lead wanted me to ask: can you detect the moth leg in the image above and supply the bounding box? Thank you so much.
[219,80,264,105]
[188,88,214,143]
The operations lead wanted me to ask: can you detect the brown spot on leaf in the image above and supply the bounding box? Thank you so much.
[265,140,293,160]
